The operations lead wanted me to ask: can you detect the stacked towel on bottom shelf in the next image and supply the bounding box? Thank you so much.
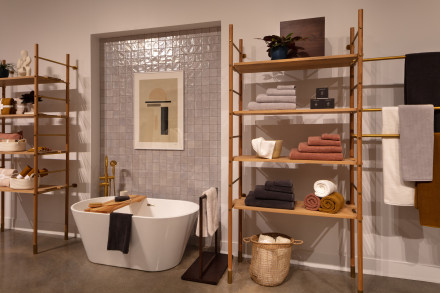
[248,85,297,111]
[245,181,295,210]
[290,133,343,161]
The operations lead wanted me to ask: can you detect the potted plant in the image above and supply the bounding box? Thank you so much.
[0,63,14,78]
[19,91,42,114]
[257,33,306,60]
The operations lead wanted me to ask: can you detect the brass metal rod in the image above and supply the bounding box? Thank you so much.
[352,134,400,138]
[232,90,239,95]
[39,169,66,175]
[232,43,242,54]
[38,56,78,70]
[37,134,66,136]
[99,176,115,180]
[39,95,66,101]
[231,135,239,138]
[363,107,440,112]
[231,177,241,185]
[350,31,358,45]
[364,55,405,62]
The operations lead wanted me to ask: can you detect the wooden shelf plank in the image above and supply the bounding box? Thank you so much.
[234,108,357,116]
[233,198,357,219]
[0,150,66,155]
[233,155,356,165]
[0,184,68,194]
[234,54,358,73]
[0,76,64,87]
[0,113,66,119]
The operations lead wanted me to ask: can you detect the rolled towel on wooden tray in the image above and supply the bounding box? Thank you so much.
[304,193,321,211]
[319,192,345,214]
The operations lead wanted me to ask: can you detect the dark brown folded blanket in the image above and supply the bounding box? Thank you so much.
[322,133,340,141]
[304,193,321,211]
[416,133,440,228]
[254,185,294,202]
[319,192,345,214]
[290,148,343,161]
[298,142,342,153]
[245,191,295,210]
[308,136,341,146]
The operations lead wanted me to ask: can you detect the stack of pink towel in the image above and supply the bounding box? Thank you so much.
[289,133,343,161]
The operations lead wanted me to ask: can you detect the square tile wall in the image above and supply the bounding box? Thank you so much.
[100,27,221,202]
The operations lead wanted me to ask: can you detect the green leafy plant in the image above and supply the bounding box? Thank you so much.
[20,91,42,104]
[257,33,307,58]
[0,63,14,71]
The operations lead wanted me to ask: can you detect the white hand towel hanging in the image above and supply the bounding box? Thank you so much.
[252,137,276,159]
[196,187,218,237]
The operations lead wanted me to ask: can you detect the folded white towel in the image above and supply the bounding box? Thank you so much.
[276,236,291,244]
[382,107,415,206]
[277,85,296,90]
[313,180,337,198]
[256,94,296,103]
[267,88,296,96]
[252,137,276,159]
[248,102,296,111]
[259,234,275,244]
[196,187,219,237]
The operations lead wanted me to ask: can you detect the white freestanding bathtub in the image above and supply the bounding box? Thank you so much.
[71,197,199,271]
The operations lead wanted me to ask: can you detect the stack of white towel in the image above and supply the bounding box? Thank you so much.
[248,85,297,110]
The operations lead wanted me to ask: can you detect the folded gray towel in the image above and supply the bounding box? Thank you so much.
[398,104,434,181]
[277,85,296,90]
[245,191,295,210]
[248,102,296,111]
[256,94,296,103]
[267,88,296,96]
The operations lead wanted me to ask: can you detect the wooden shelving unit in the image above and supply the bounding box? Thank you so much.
[228,9,364,292]
[0,44,77,254]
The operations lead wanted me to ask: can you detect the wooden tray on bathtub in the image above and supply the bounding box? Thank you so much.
[84,195,146,213]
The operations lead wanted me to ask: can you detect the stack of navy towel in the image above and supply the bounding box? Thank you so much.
[247,85,297,111]
[245,180,295,210]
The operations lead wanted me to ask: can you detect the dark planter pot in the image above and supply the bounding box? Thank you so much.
[0,68,9,78]
[270,46,288,60]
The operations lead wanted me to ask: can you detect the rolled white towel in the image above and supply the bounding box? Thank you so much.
[313,180,337,198]
[275,236,291,244]
[277,85,296,90]
[259,234,275,244]
[252,137,276,159]
[267,88,296,96]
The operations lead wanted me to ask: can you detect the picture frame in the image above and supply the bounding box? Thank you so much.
[134,71,184,150]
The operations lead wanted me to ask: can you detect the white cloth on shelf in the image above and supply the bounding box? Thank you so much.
[277,85,296,90]
[382,107,415,206]
[275,236,291,244]
[258,234,275,244]
[313,180,337,198]
[195,187,218,237]
[252,137,276,159]
[267,88,296,96]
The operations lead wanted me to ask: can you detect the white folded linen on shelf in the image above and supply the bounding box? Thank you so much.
[277,85,296,90]
[313,180,337,198]
[258,234,276,244]
[252,137,276,159]
[267,88,296,96]
[256,94,296,103]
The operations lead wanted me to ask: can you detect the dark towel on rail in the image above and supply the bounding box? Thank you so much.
[245,191,295,210]
[254,185,294,202]
[264,180,293,193]
[107,212,133,254]
[416,133,440,228]
[404,52,440,132]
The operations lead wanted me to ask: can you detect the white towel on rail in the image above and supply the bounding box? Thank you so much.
[313,180,337,198]
[382,107,415,206]
[196,187,218,237]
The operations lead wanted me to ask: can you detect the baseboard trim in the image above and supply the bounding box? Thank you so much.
[12,227,80,239]
[221,240,440,284]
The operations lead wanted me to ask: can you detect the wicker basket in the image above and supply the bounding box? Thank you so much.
[243,233,303,286]
[10,177,40,189]
[0,139,26,152]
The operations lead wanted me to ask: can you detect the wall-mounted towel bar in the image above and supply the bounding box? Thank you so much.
[362,107,440,112]
[364,55,405,62]
[352,134,400,138]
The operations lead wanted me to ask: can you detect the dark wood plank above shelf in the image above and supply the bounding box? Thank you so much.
[233,198,357,219]
[233,54,358,73]
[233,108,357,116]
[233,155,356,165]
[0,76,65,87]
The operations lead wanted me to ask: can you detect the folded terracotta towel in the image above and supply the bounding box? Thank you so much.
[304,193,321,211]
[264,180,293,193]
[322,133,340,141]
[319,192,345,214]
[308,136,341,146]
[298,142,342,153]
[0,131,23,140]
[245,191,295,210]
[256,94,296,103]
[248,102,296,111]
[254,185,294,202]
[290,148,343,161]
[266,88,296,96]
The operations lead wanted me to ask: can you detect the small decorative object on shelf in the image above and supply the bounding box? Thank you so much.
[0,62,14,78]
[17,50,32,76]
[19,90,42,114]
[257,33,306,60]
[311,87,334,109]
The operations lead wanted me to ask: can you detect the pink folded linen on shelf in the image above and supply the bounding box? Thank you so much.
[308,136,341,146]
[321,133,340,141]
[0,168,18,187]
[0,131,23,140]
[289,148,343,161]
[304,193,321,211]
[298,142,342,153]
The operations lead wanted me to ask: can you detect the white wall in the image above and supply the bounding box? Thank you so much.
[2,0,440,283]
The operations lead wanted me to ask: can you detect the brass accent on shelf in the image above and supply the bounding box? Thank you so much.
[364,55,405,62]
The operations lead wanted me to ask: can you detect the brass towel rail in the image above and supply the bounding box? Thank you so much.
[364,55,405,62]
[362,107,440,112]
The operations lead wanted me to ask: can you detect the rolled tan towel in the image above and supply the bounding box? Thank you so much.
[319,192,345,214]
[290,148,343,161]
[18,165,32,179]
[298,142,342,153]
[308,136,341,146]
[322,133,340,141]
[304,193,321,211]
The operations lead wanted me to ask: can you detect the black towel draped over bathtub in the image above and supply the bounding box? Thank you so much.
[107,212,133,254]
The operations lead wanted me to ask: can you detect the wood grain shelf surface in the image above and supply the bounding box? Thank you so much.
[233,155,356,165]
[0,113,66,119]
[0,150,66,155]
[234,108,357,116]
[0,76,64,86]
[234,54,358,73]
[0,184,68,194]
[233,198,357,219]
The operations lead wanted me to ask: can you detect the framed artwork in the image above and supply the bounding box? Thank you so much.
[134,71,184,150]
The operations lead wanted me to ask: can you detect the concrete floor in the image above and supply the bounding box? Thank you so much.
[1,230,440,293]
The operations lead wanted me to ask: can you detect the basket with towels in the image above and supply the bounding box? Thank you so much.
[248,85,297,110]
